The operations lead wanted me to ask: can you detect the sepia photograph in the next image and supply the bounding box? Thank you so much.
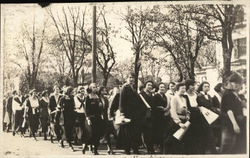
[0,0,249,157]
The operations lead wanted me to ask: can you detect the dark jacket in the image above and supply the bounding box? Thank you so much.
[108,93,120,119]
[119,83,145,120]
[197,93,217,113]
[49,95,62,112]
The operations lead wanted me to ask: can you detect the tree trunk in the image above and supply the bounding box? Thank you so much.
[222,29,233,83]
[134,49,141,91]
[103,72,109,87]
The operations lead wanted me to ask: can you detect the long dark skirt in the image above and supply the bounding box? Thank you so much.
[152,114,169,146]
[28,113,40,134]
[186,107,208,154]
[75,113,91,144]
[88,116,105,146]
[63,111,75,143]
[40,116,49,133]
[12,110,24,132]
[116,120,143,150]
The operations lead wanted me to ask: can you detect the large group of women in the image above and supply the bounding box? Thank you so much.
[2,71,247,155]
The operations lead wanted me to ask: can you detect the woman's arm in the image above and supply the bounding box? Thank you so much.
[227,110,240,134]
[170,97,181,125]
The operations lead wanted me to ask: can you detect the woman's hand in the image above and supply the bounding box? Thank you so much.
[87,119,91,125]
[178,123,187,129]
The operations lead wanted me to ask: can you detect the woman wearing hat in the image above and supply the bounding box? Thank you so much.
[25,89,40,140]
[220,72,246,154]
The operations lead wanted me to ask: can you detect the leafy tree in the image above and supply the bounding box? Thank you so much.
[149,5,208,81]
[186,4,245,82]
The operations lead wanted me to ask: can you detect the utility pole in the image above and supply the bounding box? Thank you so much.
[92,5,97,83]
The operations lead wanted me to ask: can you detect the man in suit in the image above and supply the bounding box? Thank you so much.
[119,73,146,154]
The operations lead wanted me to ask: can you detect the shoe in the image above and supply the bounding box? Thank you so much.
[82,149,85,154]
[70,146,75,152]
[12,131,15,136]
[125,149,130,155]
[94,151,99,155]
[133,149,139,155]
[59,140,64,148]
[108,150,114,155]
[50,136,54,143]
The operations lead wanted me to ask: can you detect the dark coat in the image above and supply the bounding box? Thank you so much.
[108,93,120,119]
[119,83,145,121]
[49,95,62,112]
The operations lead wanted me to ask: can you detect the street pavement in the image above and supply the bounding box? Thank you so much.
[0,132,148,157]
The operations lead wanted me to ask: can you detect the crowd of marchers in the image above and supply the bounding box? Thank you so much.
[2,71,247,155]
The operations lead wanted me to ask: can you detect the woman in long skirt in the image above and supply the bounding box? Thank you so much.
[25,89,40,140]
[196,81,217,154]
[48,85,62,143]
[220,72,246,154]
[39,90,50,140]
[164,83,191,154]
[59,86,76,151]
[73,86,90,154]
[152,83,170,154]
[99,86,114,154]
[185,80,207,154]
[84,83,105,155]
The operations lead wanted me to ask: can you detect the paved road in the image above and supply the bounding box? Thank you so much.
[0,132,148,157]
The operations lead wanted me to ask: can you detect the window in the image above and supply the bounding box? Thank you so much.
[234,37,246,59]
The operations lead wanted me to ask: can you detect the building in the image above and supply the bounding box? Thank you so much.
[195,20,247,91]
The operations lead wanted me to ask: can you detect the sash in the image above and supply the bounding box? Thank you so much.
[139,94,151,109]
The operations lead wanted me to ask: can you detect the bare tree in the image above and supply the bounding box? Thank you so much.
[47,7,91,86]
[96,10,116,87]
[122,7,153,89]
[16,19,47,90]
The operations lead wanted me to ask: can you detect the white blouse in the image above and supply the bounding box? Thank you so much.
[29,97,39,114]
[74,96,85,113]
[186,92,198,107]
[170,94,189,124]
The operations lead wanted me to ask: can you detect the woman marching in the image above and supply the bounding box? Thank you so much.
[164,83,191,154]
[73,86,90,154]
[152,82,170,154]
[48,85,63,144]
[58,86,76,151]
[25,89,40,140]
[185,80,207,154]
[220,72,246,154]
[39,90,50,140]
[84,83,105,155]
[99,86,114,155]
[196,81,217,154]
